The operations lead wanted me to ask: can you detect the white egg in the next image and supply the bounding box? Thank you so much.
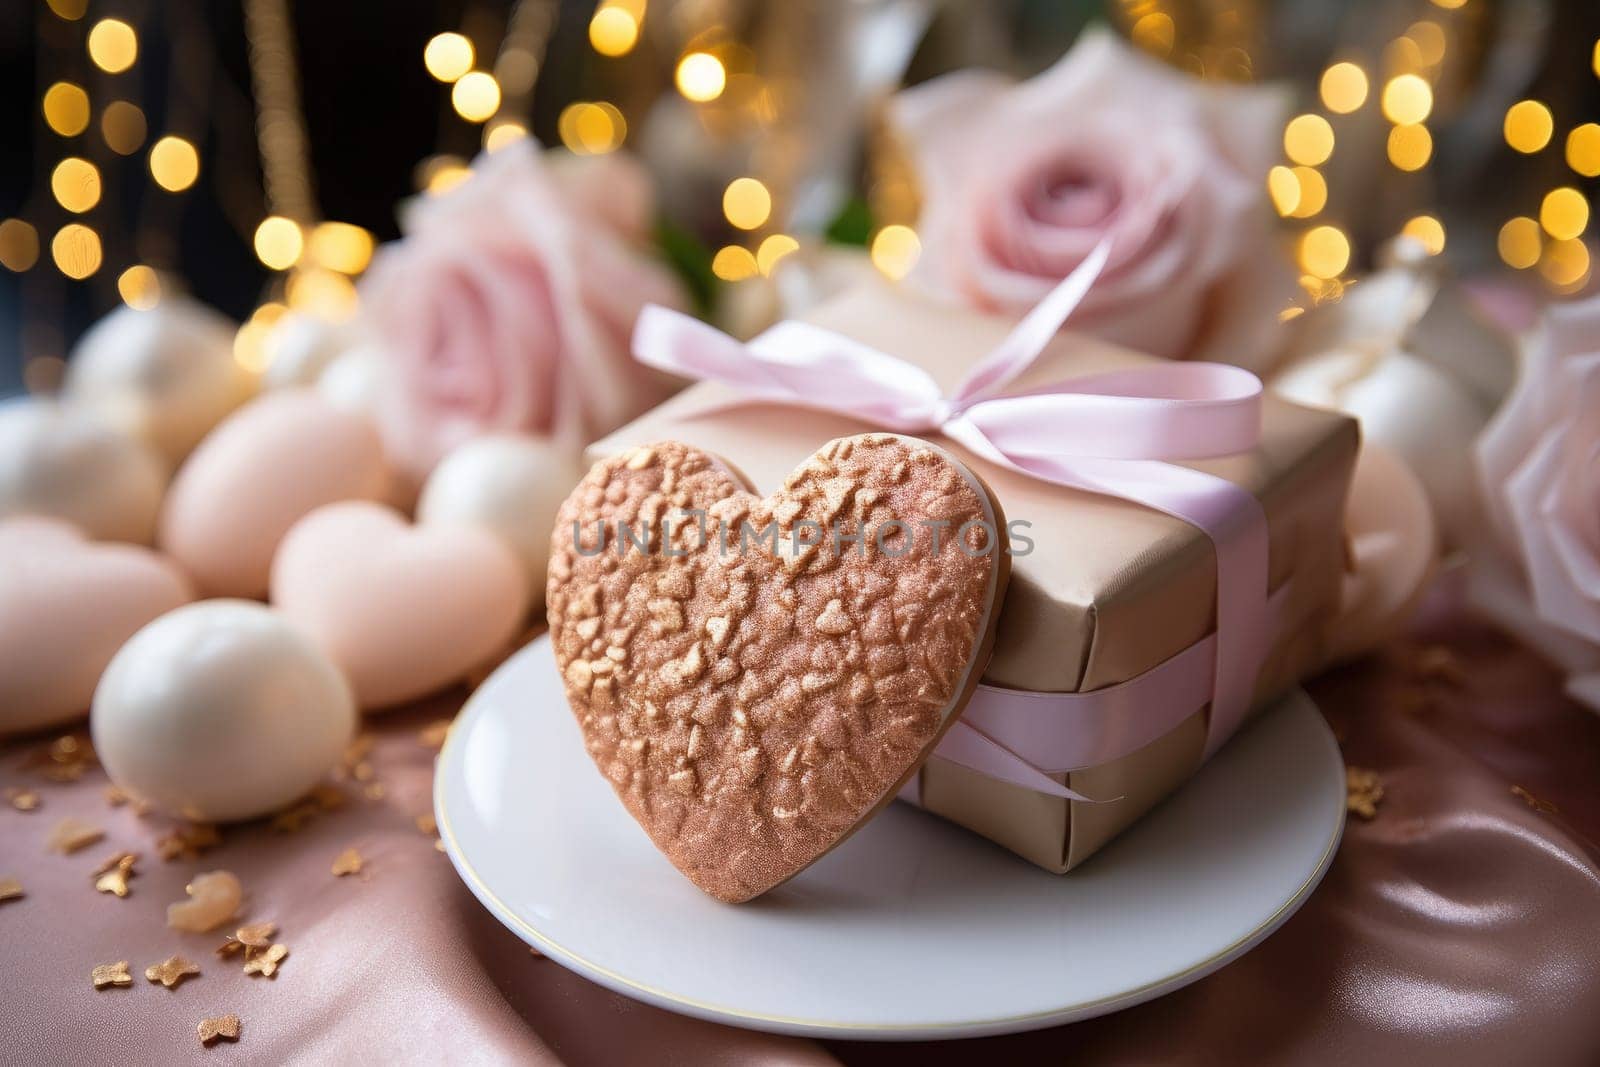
[65,297,254,465]
[417,435,582,612]
[0,398,166,544]
[261,311,362,391]
[316,342,387,415]
[92,599,356,822]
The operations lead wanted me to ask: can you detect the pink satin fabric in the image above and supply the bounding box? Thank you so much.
[4,578,1599,1064]
[632,244,1271,786]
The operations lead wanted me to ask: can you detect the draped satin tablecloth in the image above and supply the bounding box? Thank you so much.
[3,575,1599,1066]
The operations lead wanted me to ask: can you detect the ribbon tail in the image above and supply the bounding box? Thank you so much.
[929,722,1108,802]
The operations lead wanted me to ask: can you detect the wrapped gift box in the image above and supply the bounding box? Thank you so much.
[589,280,1358,872]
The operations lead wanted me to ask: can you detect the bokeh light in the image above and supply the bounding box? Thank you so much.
[676,52,726,103]
[1298,225,1350,280]
[46,0,87,20]
[253,216,304,271]
[711,245,758,282]
[426,162,472,195]
[424,33,474,83]
[51,223,101,280]
[287,268,359,319]
[557,102,625,155]
[50,157,101,214]
[42,82,90,137]
[1283,114,1334,167]
[308,221,374,275]
[589,6,640,57]
[87,18,138,74]
[1504,100,1554,153]
[1401,215,1446,255]
[1566,124,1600,177]
[117,265,161,310]
[1267,166,1299,216]
[484,120,527,152]
[1381,75,1433,125]
[1540,187,1589,241]
[1130,13,1175,58]
[1287,167,1327,219]
[1406,21,1446,66]
[451,72,501,123]
[1498,217,1542,269]
[1540,238,1590,289]
[757,234,800,276]
[870,225,921,280]
[101,100,146,155]
[0,219,40,272]
[1319,63,1368,114]
[723,178,772,231]
[1431,0,1466,8]
[149,136,200,192]
[1387,124,1432,171]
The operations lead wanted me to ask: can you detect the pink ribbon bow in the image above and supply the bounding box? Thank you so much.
[632,244,1269,800]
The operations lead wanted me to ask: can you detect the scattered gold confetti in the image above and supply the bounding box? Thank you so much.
[104,785,129,807]
[145,955,201,989]
[157,823,221,862]
[1415,645,1467,687]
[242,943,288,978]
[46,817,104,854]
[168,870,243,932]
[1512,785,1559,815]
[93,851,139,897]
[414,813,436,835]
[311,784,347,811]
[343,734,375,768]
[218,920,278,957]
[351,760,375,783]
[1346,767,1385,820]
[197,1014,240,1046]
[91,960,132,989]
[362,783,386,801]
[434,838,446,853]
[418,719,452,750]
[6,787,39,812]
[269,801,319,833]
[0,876,22,903]
[33,732,97,781]
[331,847,363,877]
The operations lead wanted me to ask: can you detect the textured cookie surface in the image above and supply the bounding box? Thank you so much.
[547,434,1007,902]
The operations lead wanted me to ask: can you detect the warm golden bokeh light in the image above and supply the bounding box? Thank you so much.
[308,221,375,275]
[1431,0,1467,7]
[42,82,90,137]
[1504,100,1554,154]
[589,6,640,57]
[1381,74,1433,125]
[427,163,472,195]
[117,265,161,310]
[101,100,146,155]
[676,52,726,103]
[496,47,539,96]
[870,224,921,281]
[87,18,138,74]
[1287,167,1327,219]
[1130,13,1176,58]
[1594,39,1600,79]
[723,177,772,231]
[287,267,359,319]
[484,121,527,152]
[1267,166,1299,216]
[1401,215,1446,255]
[1498,217,1542,269]
[1387,124,1433,171]
[1283,114,1335,167]
[46,0,88,20]
[1540,238,1590,289]
[1407,21,1446,66]
[557,102,625,154]
[451,72,501,123]
[757,234,800,276]
[1319,62,1368,114]
[51,223,102,280]
[1566,124,1600,177]
[1298,225,1351,280]
[149,135,200,192]
[1541,187,1589,241]
[424,33,475,83]
[0,219,40,272]
[711,245,758,282]
[51,157,101,214]
[253,216,304,271]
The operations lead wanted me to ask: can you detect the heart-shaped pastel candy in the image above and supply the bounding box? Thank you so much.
[271,501,528,709]
[548,434,1009,902]
[0,517,193,734]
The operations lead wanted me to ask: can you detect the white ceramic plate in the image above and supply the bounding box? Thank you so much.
[436,636,1345,1040]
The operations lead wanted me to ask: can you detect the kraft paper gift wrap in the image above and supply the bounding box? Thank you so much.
[589,279,1359,872]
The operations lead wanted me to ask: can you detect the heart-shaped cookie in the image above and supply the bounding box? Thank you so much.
[547,434,1009,902]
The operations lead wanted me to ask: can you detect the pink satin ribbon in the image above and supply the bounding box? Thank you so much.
[631,244,1269,800]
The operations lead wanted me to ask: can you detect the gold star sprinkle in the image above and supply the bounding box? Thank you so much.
[418,719,451,750]
[331,847,363,877]
[168,870,243,933]
[341,734,374,772]
[197,1014,240,1046]
[0,876,22,903]
[104,785,129,807]
[242,944,288,978]
[47,817,104,854]
[145,955,201,989]
[414,813,436,835]
[1346,767,1385,820]
[91,961,132,989]
[217,920,277,957]
[6,787,39,812]
[93,851,139,897]
[1512,784,1559,815]
[157,823,221,862]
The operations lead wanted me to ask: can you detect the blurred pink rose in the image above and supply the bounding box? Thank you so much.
[362,143,686,481]
[1476,295,1600,710]
[890,28,1294,372]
